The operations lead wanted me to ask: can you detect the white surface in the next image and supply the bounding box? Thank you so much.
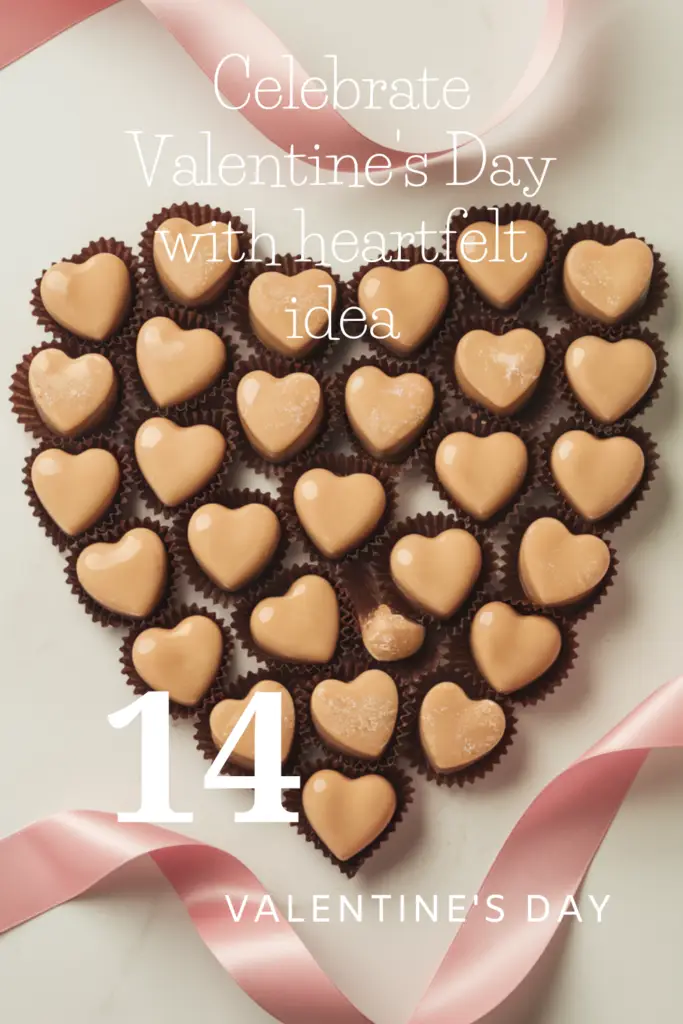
[1,1,682,1021]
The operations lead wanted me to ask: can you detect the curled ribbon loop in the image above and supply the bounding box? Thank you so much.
[2,677,682,1024]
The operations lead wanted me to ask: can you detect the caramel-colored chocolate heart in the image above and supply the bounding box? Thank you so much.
[564,336,657,424]
[455,329,545,415]
[550,430,645,521]
[153,217,239,306]
[188,502,281,591]
[357,264,449,355]
[360,604,425,662]
[435,432,528,520]
[76,527,168,618]
[471,602,562,694]
[518,517,611,607]
[136,316,227,407]
[135,418,226,507]
[311,670,399,759]
[250,575,339,663]
[28,348,117,437]
[40,253,131,341]
[302,770,397,862]
[456,220,548,309]
[345,366,434,458]
[294,468,386,558]
[390,529,482,619]
[249,269,337,357]
[132,615,223,706]
[563,238,654,324]
[210,681,296,768]
[237,370,323,463]
[31,448,120,536]
[419,682,506,773]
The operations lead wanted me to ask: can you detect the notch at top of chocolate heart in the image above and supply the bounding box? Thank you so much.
[550,430,645,521]
[28,348,117,437]
[345,366,434,458]
[135,418,226,507]
[237,370,323,463]
[518,517,611,607]
[250,574,340,663]
[357,264,449,355]
[456,219,548,309]
[564,336,657,424]
[293,468,386,558]
[76,527,168,618]
[153,218,239,306]
[249,269,337,357]
[455,328,545,415]
[40,253,131,341]
[136,317,227,407]
[31,448,120,536]
[302,770,397,861]
[562,238,654,324]
[419,681,506,773]
[132,615,223,706]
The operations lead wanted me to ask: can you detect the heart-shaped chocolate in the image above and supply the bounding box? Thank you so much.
[563,238,654,324]
[250,575,339,663]
[419,682,506,773]
[188,502,281,591]
[435,432,528,520]
[456,219,548,309]
[302,770,397,862]
[293,468,386,558]
[357,264,449,355]
[518,517,611,607]
[564,336,657,424]
[390,529,482,618]
[237,370,323,463]
[345,366,434,458]
[28,349,117,437]
[153,218,239,306]
[310,670,399,759]
[132,615,223,706]
[40,253,131,341]
[31,448,120,536]
[136,316,227,407]
[360,604,425,662]
[470,601,562,694]
[76,527,168,618]
[249,269,337,357]
[210,680,296,767]
[550,430,645,521]
[135,418,226,507]
[455,328,545,415]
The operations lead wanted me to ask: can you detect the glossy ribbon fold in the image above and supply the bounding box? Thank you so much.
[2,677,682,1024]
[0,0,567,167]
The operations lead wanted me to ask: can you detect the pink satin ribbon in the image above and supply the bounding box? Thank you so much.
[0,0,119,68]
[2,677,683,1024]
[0,0,566,166]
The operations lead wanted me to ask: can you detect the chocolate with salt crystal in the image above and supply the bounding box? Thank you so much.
[562,238,654,324]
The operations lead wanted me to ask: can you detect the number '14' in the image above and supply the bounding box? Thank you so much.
[108,691,300,824]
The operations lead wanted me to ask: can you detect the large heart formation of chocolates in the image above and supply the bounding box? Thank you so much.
[13,203,665,874]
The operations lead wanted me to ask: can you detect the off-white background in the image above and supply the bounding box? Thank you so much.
[1,1,682,1021]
